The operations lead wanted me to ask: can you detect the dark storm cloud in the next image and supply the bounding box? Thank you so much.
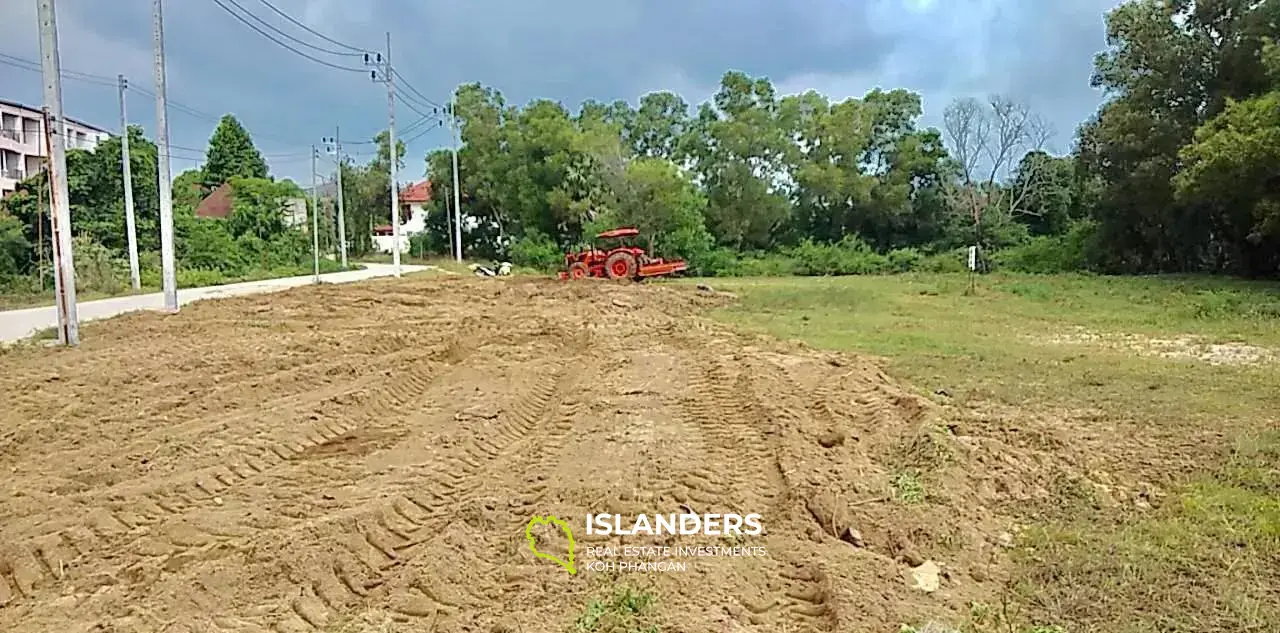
[0,0,1125,181]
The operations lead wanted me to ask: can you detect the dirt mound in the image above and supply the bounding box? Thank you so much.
[0,276,1080,632]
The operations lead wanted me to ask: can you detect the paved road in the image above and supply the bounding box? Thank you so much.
[0,263,431,343]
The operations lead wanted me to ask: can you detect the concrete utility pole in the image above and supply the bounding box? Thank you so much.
[366,34,401,277]
[151,0,177,311]
[385,33,401,276]
[449,96,462,263]
[310,145,320,283]
[323,128,347,268]
[117,74,141,290]
[36,0,79,346]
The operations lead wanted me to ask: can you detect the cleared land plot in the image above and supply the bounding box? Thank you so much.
[0,273,1276,633]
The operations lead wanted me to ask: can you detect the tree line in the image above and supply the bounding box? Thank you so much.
[0,115,390,295]
[413,0,1279,278]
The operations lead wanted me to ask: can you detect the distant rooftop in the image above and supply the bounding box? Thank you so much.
[304,180,338,198]
[0,97,113,135]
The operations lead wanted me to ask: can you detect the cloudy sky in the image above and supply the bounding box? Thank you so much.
[0,0,1123,185]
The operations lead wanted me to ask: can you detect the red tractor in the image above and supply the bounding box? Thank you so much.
[557,227,688,281]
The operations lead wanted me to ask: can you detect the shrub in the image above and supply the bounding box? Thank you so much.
[507,229,562,271]
[992,220,1094,274]
[689,247,743,276]
[790,236,891,275]
[887,247,924,272]
[917,248,970,273]
[176,268,227,288]
[734,253,798,276]
[72,235,128,294]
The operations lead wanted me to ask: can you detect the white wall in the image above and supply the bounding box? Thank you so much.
[283,197,307,228]
[372,234,410,254]
[370,202,426,253]
[402,202,426,234]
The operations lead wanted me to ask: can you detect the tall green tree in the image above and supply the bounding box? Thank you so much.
[1079,0,1280,275]
[203,115,268,189]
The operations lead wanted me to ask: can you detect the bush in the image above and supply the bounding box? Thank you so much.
[687,247,742,276]
[992,221,1094,274]
[0,212,31,276]
[918,248,970,273]
[734,253,799,276]
[507,229,563,271]
[176,268,228,288]
[0,274,41,295]
[182,219,244,274]
[790,236,891,275]
[887,247,923,272]
[72,235,128,294]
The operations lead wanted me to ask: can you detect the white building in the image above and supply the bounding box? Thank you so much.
[372,179,430,254]
[0,98,112,198]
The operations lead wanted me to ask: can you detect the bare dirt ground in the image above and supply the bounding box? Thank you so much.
[0,276,1091,633]
[1039,326,1278,366]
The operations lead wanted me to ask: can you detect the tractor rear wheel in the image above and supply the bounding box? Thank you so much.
[604,252,638,280]
[568,262,590,279]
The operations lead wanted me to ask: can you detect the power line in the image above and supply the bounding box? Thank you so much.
[208,0,366,73]
[392,68,443,109]
[251,0,368,53]
[217,0,367,58]
[402,117,444,145]
[128,85,220,123]
[3,49,313,149]
[397,90,439,121]
[0,52,115,86]
[128,85,312,148]
[401,112,441,137]
[395,87,442,119]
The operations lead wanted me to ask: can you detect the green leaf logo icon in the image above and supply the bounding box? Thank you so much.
[526,515,576,574]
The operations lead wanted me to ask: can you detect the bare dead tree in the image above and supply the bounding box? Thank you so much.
[941,94,1054,245]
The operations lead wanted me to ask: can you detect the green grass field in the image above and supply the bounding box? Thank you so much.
[690,273,1280,633]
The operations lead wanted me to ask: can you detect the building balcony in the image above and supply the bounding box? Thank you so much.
[0,128,36,153]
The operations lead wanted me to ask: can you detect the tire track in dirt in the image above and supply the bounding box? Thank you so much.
[266,341,591,632]
[53,329,588,632]
[29,328,480,482]
[0,334,491,609]
[678,347,837,633]
[0,332,420,476]
[372,351,599,628]
[752,367,844,632]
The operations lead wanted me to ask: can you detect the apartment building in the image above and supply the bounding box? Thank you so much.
[0,97,112,198]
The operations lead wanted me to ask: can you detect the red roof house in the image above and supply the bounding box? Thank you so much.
[400,180,431,203]
[194,183,233,218]
[374,180,431,236]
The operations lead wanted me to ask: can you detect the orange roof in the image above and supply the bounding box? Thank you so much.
[194,183,234,219]
[597,227,639,239]
[399,180,431,203]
